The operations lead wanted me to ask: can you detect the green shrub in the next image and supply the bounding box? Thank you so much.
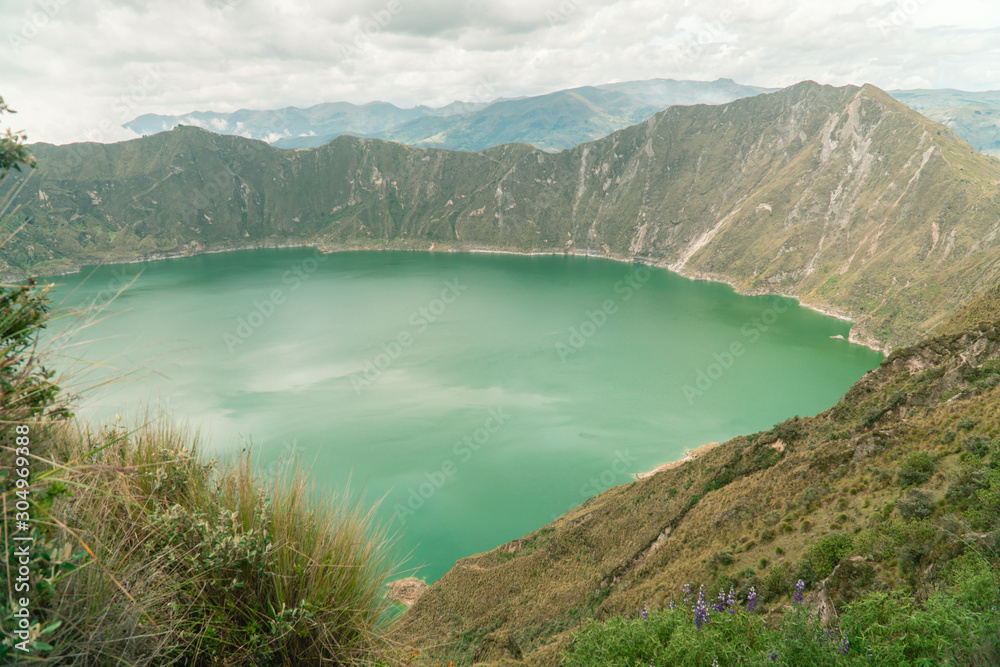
[564,559,1000,666]
[798,534,853,584]
[961,434,992,457]
[957,416,978,431]
[898,452,936,487]
[897,490,935,520]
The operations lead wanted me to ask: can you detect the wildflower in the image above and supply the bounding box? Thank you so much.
[747,586,758,613]
[726,586,737,613]
[714,589,727,612]
[838,637,850,655]
[693,585,711,630]
[793,579,805,604]
[683,583,692,604]
[712,658,719,667]
[641,604,649,620]
[769,651,778,661]
[668,597,676,610]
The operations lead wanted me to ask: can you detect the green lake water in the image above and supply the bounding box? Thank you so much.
[43,248,883,582]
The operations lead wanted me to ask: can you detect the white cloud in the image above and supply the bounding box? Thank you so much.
[1,0,998,144]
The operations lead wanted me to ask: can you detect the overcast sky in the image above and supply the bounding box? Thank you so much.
[3,0,1000,145]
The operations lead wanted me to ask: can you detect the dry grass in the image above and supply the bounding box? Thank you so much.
[25,417,405,665]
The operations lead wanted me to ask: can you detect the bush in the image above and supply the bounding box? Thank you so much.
[565,562,1000,666]
[798,534,854,584]
[957,416,978,431]
[897,490,935,520]
[898,452,936,487]
[961,434,992,457]
[712,551,734,568]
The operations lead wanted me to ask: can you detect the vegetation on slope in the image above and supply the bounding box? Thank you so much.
[397,317,1000,666]
[6,82,1000,349]
[564,561,998,666]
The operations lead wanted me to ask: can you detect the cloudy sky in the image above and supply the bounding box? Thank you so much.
[3,0,1000,145]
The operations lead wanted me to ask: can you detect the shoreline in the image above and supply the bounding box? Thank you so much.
[13,239,886,354]
[635,441,722,480]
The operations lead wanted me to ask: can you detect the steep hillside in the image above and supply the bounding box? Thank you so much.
[5,82,1000,349]
[396,316,1000,666]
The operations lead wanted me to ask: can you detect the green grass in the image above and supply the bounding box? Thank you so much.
[564,555,999,666]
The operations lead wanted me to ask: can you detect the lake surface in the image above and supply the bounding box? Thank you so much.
[43,248,883,582]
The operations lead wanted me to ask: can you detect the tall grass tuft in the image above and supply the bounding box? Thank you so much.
[40,419,402,665]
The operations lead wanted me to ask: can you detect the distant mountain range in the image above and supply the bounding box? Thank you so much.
[891,89,1000,157]
[124,79,1000,158]
[124,79,776,153]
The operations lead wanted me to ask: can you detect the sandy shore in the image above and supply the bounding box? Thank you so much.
[387,577,428,607]
[635,441,722,480]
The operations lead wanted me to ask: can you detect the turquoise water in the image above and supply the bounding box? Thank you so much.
[43,249,883,582]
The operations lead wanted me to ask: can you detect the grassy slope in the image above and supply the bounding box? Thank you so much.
[397,315,1000,666]
[5,82,1000,349]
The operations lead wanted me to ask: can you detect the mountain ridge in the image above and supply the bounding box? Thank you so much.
[5,81,1000,350]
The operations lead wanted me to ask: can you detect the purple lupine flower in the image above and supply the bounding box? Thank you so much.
[668,597,676,610]
[726,587,737,613]
[683,583,692,604]
[641,604,649,620]
[838,636,850,655]
[793,579,805,604]
[693,585,711,630]
[769,651,778,662]
[713,590,727,612]
[747,586,758,613]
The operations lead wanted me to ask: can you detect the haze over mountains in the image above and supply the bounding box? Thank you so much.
[124,79,777,152]
[7,81,1000,352]
[123,78,1000,158]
